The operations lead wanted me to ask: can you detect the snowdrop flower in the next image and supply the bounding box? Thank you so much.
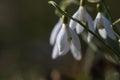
[69,0,94,42]
[50,18,62,45]
[52,16,82,60]
[94,4,116,40]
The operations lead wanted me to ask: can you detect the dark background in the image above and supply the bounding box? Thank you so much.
[0,0,119,80]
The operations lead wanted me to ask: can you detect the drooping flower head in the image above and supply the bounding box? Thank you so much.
[94,4,116,40]
[52,16,82,60]
[69,0,94,42]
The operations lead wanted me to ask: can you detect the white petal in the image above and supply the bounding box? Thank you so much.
[52,43,59,59]
[50,19,62,45]
[103,16,116,40]
[79,6,87,22]
[76,23,84,34]
[118,39,120,43]
[86,13,94,31]
[87,33,93,42]
[70,29,81,49]
[69,7,80,30]
[70,29,82,60]
[98,28,107,39]
[70,42,82,60]
[94,12,103,30]
[94,18,98,31]
[56,24,70,56]
[94,12,108,39]
[86,13,94,42]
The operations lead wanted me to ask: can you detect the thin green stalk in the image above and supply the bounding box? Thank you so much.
[113,18,120,38]
[113,18,120,26]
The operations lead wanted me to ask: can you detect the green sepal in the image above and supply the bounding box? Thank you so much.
[62,15,68,24]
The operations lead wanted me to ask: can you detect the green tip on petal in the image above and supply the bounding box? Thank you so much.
[68,37,72,43]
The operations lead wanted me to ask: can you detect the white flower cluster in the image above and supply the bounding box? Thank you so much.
[49,4,116,60]
[50,18,82,60]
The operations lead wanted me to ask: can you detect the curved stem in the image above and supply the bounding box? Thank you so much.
[113,18,120,25]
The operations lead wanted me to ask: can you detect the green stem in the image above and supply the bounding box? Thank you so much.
[113,18,120,26]
[112,18,120,38]
[48,1,120,57]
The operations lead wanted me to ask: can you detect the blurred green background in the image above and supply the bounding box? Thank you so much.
[0,0,120,80]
